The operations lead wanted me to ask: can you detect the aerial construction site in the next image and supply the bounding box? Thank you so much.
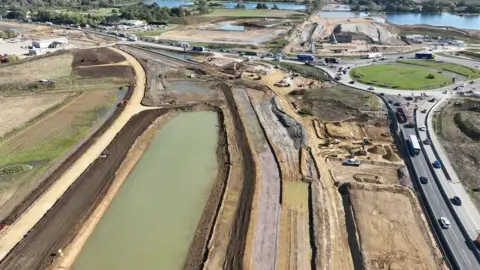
[0,23,448,270]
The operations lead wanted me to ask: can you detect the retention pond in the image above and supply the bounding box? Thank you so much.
[73,111,219,270]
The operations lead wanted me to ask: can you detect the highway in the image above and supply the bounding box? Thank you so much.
[390,96,480,269]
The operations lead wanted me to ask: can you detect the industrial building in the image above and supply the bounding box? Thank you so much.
[32,37,68,49]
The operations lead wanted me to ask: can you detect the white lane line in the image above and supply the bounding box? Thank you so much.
[461,249,472,266]
[451,228,459,241]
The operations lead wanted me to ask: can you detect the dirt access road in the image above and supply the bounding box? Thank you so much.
[0,46,148,263]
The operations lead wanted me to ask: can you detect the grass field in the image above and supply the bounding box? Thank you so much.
[204,8,302,17]
[269,61,329,81]
[350,64,452,90]
[398,59,480,78]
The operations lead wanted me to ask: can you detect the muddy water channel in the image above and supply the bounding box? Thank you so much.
[73,111,219,270]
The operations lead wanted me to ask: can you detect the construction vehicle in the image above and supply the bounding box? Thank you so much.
[117,100,128,107]
[343,159,361,167]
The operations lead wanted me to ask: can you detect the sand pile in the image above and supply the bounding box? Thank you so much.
[368,145,386,155]
[383,152,402,162]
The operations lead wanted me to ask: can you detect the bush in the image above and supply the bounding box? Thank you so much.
[298,108,313,116]
[6,55,20,63]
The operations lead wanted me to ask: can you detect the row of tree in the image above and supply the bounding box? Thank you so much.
[346,0,480,13]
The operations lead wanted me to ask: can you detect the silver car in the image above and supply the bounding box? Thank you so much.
[439,217,451,229]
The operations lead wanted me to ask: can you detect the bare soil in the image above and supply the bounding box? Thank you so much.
[74,65,134,78]
[435,99,480,209]
[72,48,126,67]
[340,182,443,270]
[330,159,402,185]
[0,93,69,137]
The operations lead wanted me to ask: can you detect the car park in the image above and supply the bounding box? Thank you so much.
[439,217,451,229]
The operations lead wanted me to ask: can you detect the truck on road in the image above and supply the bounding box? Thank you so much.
[408,135,421,156]
[297,54,315,62]
[415,52,435,59]
[361,53,383,59]
[192,46,205,52]
[325,57,340,64]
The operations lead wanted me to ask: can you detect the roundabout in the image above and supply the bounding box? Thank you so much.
[350,63,452,90]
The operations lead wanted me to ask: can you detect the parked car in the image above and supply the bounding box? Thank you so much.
[451,196,462,206]
[420,176,428,184]
[433,160,442,168]
[439,217,451,229]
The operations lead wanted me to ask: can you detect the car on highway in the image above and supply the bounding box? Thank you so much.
[349,80,355,84]
[470,80,475,84]
[388,100,393,104]
[461,83,466,87]
[451,196,462,206]
[368,86,374,90]
[439,217,451,229]
[404,122,415,128]
[454,86,459,90]
[398,56,404,59]
[420,176,428,184]
[393,102,401,106]
[419,126,426,131]
[423,138,431,145]
[421,109,427,113]
[433,160,442,168]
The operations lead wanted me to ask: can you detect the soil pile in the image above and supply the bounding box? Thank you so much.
[383,152,401,162]
[367,145,385,155]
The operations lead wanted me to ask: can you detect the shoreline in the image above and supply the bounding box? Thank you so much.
[49,110,178,270]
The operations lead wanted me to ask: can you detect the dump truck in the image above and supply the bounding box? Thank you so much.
[297,54,315,62]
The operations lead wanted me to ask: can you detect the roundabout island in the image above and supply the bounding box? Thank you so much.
[349,58,480,90]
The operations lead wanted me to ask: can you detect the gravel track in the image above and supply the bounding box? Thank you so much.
[232,88,280,270]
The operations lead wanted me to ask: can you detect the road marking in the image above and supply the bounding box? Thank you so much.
[461,249,472,265]
[451,229,459,241]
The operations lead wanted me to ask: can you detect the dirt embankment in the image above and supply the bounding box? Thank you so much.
[220,83,257,270]
[0,109,168,270]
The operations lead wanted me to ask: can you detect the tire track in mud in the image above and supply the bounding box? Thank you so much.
[220,84,257,270]
[232,87,281,270]
[0,109,167,270]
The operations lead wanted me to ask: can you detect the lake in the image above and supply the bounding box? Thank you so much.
[145,0,306,9]
[318,11,480,30]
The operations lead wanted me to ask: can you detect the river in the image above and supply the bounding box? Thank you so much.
[73,111,219,270]
[318,11,480,31]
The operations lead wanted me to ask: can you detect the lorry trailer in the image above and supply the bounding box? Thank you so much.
[297,54,315,62]
[408,135,421,156]
[192,46,205,52]
[415,52,435,59]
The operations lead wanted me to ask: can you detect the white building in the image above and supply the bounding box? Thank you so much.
[120,20,145,27]
[32,37,68,49]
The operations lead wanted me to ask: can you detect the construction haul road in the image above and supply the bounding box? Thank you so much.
[0,109,168,270]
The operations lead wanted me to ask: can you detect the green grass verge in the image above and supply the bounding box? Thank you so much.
[203,8,302,17]
[268,61,329,81]
[351,64,452,90]
[398,59,480,78]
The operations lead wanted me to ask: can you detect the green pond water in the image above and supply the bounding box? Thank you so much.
[73,111,219,270]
